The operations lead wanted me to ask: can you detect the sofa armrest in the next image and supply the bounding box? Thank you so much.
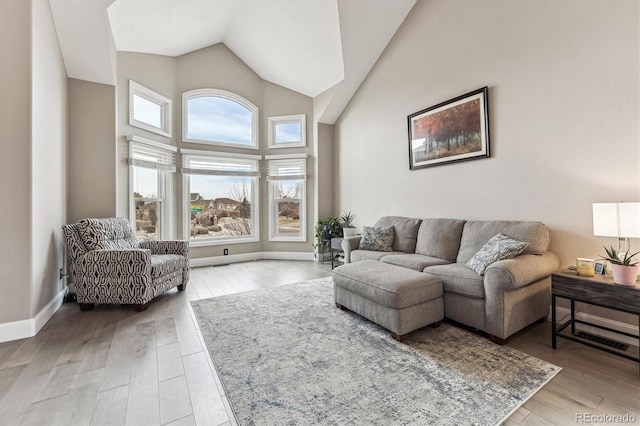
[140,240,189,257]
[341,236,362,264]
[484,252,560,291]
[76,249,152,277]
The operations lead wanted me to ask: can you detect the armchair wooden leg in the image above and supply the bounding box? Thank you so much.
[177,283,187,291]
[135,303,149,312]
[78,303,94,311]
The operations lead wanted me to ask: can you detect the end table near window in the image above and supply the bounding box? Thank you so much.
[331,237,344,270]
[551,268,640,374]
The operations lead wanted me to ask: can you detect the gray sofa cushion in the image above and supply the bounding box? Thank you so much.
[333,260,442,309]
[456,221,550,264]
[381,254,450,271]
[374,216,422,253]
[424,263,485,299]
[351,250,406,262]
[415,218,466,261]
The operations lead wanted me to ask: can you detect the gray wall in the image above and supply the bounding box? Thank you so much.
[334,0,639,323]
[0,0,68,324]
[68,79,117,223]
[117,45,316,259]
[0,0,33,324]
[31,0,68,316]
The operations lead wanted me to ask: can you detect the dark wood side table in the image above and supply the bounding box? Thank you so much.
[551,268,640,374]
[330,237,344,270]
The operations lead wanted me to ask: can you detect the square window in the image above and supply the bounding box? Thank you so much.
[268,114,306,148]
[129,80,172,138]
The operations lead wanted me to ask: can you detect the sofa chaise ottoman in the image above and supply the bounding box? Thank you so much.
[333,260,444,342]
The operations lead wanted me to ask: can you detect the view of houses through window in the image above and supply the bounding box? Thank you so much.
[189,177,253,240]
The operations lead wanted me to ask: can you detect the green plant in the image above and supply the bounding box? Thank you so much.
[312,217,342,252]
[599,246,640,266]
[340,211,356,228]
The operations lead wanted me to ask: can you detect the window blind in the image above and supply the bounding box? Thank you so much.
[181,152,260,177]
[128,136,176,172]
[266,157,307,181]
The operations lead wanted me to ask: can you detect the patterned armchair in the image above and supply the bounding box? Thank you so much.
[62,217,189,312]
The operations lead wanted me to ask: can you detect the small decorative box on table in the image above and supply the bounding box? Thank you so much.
[551,268,639,374]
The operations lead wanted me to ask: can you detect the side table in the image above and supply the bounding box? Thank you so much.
[551,268,639,374]
[330,237,344,269]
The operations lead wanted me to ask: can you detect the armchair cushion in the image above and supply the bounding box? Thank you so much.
[151,255,188,279]
[140,240,189,257]
[77,218,140,250]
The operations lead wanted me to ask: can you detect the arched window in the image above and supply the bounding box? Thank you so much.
[182,89,258,149]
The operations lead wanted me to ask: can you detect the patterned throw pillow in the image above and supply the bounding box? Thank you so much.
[465,233,529,275]
[359,225,395,252]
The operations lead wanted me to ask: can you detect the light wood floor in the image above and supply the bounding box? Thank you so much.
[0,260,637,425]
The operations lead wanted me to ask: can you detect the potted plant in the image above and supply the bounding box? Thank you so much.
[599,246,639,286]
[312,217,343,256]
[340,211,358,237]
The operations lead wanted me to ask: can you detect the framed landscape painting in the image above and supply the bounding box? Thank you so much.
[408,87,490,170]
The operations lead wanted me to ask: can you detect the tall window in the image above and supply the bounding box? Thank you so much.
[182,149,260,245]
[129,81,172,137]
[128,136,176,241]
[182,89,258,149]
[266,154,307,241]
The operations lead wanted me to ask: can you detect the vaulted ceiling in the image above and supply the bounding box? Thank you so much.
[49,0,415,124]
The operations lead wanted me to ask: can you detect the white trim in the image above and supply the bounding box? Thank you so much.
[129,80,172,138]
[551,306,639,347]
[182,88,259,149]
[188,251,315,268]
[264,153,308,160]
[0,287,66,343]
[268,114,306,149]
[180,148,262,160]
[127,134,177,152]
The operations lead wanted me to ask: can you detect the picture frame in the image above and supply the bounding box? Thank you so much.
[594,261,606,275]
[408,87,490,170]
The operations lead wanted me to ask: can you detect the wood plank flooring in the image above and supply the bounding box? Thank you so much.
[0,260,638,425]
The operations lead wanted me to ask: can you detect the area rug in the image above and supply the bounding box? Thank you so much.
[191,277,560,425]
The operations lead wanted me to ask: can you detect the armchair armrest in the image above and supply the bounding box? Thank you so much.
[139,240,189,257]
[484,252,560,292]
[76,249,152,277]
[341,236,362,264]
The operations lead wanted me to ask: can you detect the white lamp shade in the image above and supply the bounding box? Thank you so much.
[593,202,640,238]
[619,202,640,238]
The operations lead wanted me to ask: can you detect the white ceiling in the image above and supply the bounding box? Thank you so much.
[49,0,415,124]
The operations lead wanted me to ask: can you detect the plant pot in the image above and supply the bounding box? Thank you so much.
[609,264,639,286]
[343,227,358,238]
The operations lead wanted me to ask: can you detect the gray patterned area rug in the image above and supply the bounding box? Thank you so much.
[191,277,560,426]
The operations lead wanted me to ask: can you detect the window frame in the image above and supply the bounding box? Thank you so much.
[268,114,306,149]
[182,89,259,150]
[129,80,172,138]
[128,135,177,241]
[181,148,261,247]
[266,154,307,242]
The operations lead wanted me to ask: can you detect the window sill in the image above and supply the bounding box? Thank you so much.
[189,237,259,247]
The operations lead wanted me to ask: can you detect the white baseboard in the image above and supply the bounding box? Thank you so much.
[552,307,639,347]
[189,251,315,268]
[0,287,66,343]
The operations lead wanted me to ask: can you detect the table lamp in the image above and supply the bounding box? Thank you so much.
[592,202,640,254]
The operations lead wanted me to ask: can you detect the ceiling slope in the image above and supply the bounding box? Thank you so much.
[49,0,415,123]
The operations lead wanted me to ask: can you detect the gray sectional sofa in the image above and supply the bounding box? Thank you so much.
[340,216,560,343]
